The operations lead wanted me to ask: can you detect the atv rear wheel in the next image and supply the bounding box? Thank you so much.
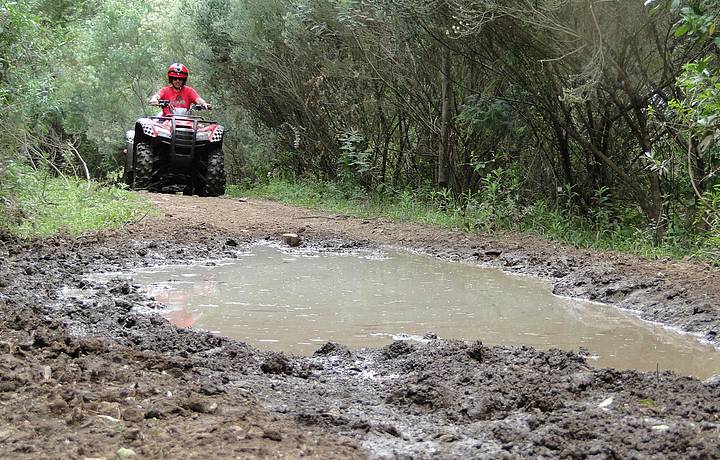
[134,142,156,190]
[205,149,226,197]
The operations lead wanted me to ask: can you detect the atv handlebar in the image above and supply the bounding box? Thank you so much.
[148,99,171,108]
[150,99,211,111]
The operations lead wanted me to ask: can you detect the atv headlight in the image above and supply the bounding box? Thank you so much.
[155,126,171,138]
[196,131,211,141]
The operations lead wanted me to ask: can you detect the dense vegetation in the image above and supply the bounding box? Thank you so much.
[1,0,719,258]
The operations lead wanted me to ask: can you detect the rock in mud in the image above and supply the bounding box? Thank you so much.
[281,233,302,247]
[262,429,283,441]
[39,365,52,381]
[183,396,218,414]
[121,406,145,422]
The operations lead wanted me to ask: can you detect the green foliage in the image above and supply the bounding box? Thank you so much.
[698,184,720,256]
[456,97,515,147]
[0,162,153,238]
[667,1,720,250]
[338,128,374,186]
[669,0,720,46]
[674,57,720,145]
[0,1,63,138]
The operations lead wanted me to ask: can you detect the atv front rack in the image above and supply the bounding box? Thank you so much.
[149,115,209,156]
[171,117,197,155]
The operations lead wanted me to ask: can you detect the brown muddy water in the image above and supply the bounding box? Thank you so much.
[128,244,720,378]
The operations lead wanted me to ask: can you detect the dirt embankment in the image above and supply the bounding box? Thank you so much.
[0,194,719,459]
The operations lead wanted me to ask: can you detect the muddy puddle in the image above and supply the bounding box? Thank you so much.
[112,244,720,378]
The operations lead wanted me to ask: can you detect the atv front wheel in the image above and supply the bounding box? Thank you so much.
[134,142,156,190]
[205,149,226,197]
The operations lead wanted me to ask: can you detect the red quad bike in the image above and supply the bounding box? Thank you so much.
[123,100,226,196]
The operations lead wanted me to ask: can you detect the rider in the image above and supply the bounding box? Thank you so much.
[149,63,211,116]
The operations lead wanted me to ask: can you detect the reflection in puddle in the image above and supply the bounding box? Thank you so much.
[132,244,720,378]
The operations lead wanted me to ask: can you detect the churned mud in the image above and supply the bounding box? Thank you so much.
[1,194,719,459]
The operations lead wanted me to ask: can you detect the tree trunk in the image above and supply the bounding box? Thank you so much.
[394,114,408,187]
[553,120,573,190]
[437,48,452,189]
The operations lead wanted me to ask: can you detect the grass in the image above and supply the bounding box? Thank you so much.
[228,178,717,263]
[0,164,155,239]
[228,180,472,228]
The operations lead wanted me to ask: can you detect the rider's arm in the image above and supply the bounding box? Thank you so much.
[195,96,211,110]
[150,87,168,106]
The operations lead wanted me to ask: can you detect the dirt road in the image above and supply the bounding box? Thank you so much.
[1,194,719,458]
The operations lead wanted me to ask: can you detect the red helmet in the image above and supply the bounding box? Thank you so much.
[167,63,189,83]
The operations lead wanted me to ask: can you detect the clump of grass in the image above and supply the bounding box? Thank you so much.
[0,163,154,239]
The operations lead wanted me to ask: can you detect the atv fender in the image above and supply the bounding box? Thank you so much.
[136,118,159,140]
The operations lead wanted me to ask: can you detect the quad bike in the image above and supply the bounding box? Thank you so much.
[123,100,226,196]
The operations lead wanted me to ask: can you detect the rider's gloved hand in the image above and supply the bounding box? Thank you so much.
[203,103,212,110]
